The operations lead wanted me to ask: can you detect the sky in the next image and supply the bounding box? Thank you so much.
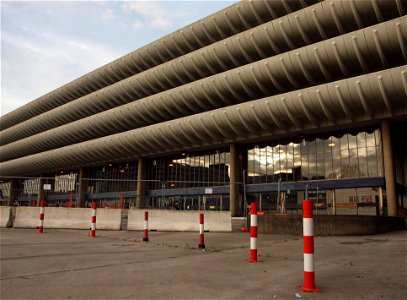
[1,0,237,116]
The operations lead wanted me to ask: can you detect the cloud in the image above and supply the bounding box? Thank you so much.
[132,20,144,31]
[150,17,171,29]
[1,28,122,116]
[122,2,176,30]
[100,9,115,22]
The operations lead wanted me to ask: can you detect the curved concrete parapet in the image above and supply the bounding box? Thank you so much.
[1,16,406,161]
[0,0,317,131]
[0,207,12,228]
[127,209,232,232]
[13,207,122,230]
[0,65,406,176]
[2,0,405,146]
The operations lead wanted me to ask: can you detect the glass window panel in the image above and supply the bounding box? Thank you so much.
[339,135,350,178]
[376,145,383,177]
[367,146,378,177]
[358,146,368,178]
[348,148,359,178]
[348,134,357,150]
[357,132,367,148]
[316,152,324,179]
[300,141,309,180]
[266,147,274,181]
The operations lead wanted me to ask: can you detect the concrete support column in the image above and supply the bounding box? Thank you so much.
[9,178,21,206]
[78,167,88,208]
[381,120,397,216]
[136,159,147,209]
[230,144,243,217]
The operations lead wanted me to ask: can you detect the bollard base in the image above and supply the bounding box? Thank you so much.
[143,237,149,242]
[198,244,205,249]
[299,286,321,293]
[247,259,261,263]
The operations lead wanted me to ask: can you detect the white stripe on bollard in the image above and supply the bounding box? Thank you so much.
[303,218,314,236]
[304,253,314,272]
[250,237,257,250]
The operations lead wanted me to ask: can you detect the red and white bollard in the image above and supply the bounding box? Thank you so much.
[300,199,321,292]
[119,194,124,209]
[248,202,258,262]
[143,211,149,242]
[67,192,73,208]
[198,213,205,249]
[38,200,46,233]
[90,201,97,238]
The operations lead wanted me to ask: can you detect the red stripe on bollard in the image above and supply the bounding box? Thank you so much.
[198,213,205,249]
[38,200,46,233]
[303,236,314,254]
[299,199,321,292]
[248,202,259,263]
[67,192,73,208]
[90,201,97,238]
[119,194,124,209]
[143,211,149,242]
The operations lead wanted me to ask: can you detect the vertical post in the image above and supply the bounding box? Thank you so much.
[143,211,149,242]
[78,167,88,208]
[137,159,147,209]
[199,213,205,249]
[91,201,97,238]
[300,200,321,292]
[230,144,241,217]
[248,202,258,262]
[381,120,397,216]
[332,190,336,215]
[38,200,46,233]
[9,178,21,207]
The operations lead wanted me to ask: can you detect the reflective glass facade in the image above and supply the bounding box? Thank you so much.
[147,150,230,190]
[247,130,383,184]
[86,162,137,193]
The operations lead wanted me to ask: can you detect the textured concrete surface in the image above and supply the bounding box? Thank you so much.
[1,228,406,299]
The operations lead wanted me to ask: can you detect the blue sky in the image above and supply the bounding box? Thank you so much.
[1,0,237,116]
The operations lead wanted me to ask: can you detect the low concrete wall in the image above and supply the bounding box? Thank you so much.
[0,206,12,228]
[13,207,122,230]
[257,213,406,236]
[127,210,232,232]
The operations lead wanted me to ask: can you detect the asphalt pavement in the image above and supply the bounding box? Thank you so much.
[1,228,406,299]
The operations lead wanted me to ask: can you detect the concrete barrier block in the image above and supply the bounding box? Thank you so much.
[127,210,232,232]
[13,207,40,228]
[0,206,13,228]
[13,207,122,230]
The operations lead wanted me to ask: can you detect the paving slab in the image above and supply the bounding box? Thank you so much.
[0,228,406,299]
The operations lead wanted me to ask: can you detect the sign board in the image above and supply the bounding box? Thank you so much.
[43,184,52,191]
[205,188,213,194]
